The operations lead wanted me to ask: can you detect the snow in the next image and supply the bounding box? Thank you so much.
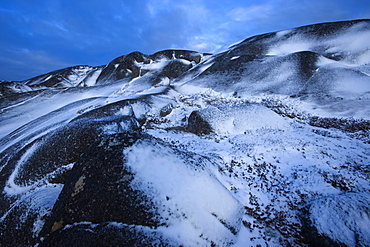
[265,21,370,66]
[275,29,292,38]
[266,38,312,56]
[82,68,102,87]
[146,90,370,246]
[124,138,243,246]
[192,104,289,134]
[0,80,132,151]
[309,193,370,246]
[140,57,169,70]
[0,185,63,236]
[325,23,370,65]
[3,141,39,195]
[42,75,53,82]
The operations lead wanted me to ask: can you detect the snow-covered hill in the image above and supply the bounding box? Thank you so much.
[174,19,370,119]
[0,19,369,247]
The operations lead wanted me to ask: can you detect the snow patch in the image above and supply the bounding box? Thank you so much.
[124,138,243,246]
[266,39,312,56]
[83,69,102,87]
[275,29,292,38]
[309,193,370,246]
[192,104,289,134]
[141,58,169,71]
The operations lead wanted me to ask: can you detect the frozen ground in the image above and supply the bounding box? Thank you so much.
[143,90,370,246]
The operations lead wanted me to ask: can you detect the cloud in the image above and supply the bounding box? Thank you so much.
[228,4,273,22]
[0,48,70,81]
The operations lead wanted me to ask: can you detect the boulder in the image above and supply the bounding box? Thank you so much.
[188,104,289,135]
[0,116,140,246]
[12,116,140,186]
[38,135,243,246]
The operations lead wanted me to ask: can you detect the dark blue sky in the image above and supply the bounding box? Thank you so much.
[1,0,369,81]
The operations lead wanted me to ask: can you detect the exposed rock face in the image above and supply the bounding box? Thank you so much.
[36,134,243,246]
[38,131,164,245]
[0,116,141,246]
[96,50,208,84]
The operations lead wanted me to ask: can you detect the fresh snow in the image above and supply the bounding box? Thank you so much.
[145,90,370,246]
[124,138,243,246]
[309,193,370,246]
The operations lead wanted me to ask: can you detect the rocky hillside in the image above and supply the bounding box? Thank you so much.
[0,19,369,247]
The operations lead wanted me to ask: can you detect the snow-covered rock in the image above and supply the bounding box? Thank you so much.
[305,193,370,247]
[188,104,289,134]
[35,133,242,247]
[0,19,369,246]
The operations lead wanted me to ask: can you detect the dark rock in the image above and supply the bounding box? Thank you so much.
[36,134,242,246]
[0,117,141,246]
[14,116,139,186]
[0,81,32,97]
[96,52,150,83]
[178,51,320,95]
[188,109,215,135]
[159,103,174,117]
[39,222,175,247]
[96,50,208,84]
[160,59,193,79]
[0,186,62,247]
[39,131,161,239]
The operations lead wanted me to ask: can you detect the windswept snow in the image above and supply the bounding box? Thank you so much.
[124,138,243,246]
[0,20,369,247]
[146,89,370,246]
[309,193,370,246]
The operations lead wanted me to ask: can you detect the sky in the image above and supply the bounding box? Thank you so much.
[0,0,369,81]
